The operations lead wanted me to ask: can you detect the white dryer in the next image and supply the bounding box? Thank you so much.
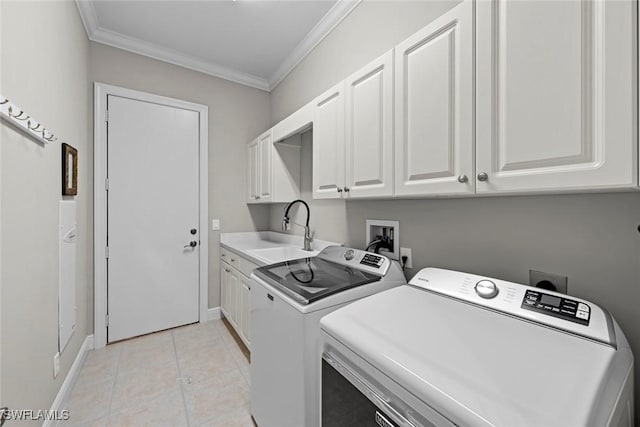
[320,268,634,427]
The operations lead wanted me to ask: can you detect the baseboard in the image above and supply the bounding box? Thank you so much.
[45,334,94,427]
[207,307,222,321]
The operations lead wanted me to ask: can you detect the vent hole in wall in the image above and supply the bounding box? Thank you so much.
[536,280,557,292]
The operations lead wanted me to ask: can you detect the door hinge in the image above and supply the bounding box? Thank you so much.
[105,178,109,191]
[105,246,109,259]
[105,314,109,327]
[105,110,109,123]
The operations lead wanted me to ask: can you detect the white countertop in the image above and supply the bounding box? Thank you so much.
[220,231,341,265]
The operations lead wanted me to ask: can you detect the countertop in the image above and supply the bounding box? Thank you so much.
[220,231,341,265]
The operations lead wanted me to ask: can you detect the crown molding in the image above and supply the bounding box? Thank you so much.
[75,0,99,39]
[94,27,270,91]
[267,0,361,90]
[75,0,360,92]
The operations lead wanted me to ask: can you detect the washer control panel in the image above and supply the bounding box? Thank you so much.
[475,280,499,299]
[360,253,385,269]
[521,290,590,325]
[316,246,391,276]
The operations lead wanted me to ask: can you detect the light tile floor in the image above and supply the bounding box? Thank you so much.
[59,319,253,427]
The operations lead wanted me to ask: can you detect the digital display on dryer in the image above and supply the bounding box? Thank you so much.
[540,294,561,307]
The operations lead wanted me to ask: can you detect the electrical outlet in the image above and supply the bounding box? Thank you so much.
[529,270,568,294]
[53,352,60,379]
[211,219,220,231]
[400,247,412,269]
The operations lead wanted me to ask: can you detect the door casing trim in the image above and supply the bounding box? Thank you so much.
[94,82,209,348]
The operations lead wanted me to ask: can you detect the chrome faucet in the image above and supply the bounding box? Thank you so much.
[282,199,313,251]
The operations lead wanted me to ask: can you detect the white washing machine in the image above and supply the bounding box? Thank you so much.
[320,268,634,427]
[250,246,406,427]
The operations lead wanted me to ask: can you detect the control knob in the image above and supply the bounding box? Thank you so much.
[344,249,355,261]
[475,280,499,299]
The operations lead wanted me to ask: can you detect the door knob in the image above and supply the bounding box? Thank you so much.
[190,228,197,235]
[477,172,489,182]
[184,241,197,248]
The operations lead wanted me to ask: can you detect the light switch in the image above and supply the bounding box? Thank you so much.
[211,219,220,231]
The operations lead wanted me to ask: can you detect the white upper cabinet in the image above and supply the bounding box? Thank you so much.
[394,0,474,197]
[272,100,313,142]
[476,0,637,193]
[247,129,301,204]
[257,130,272,201]
[313,82,346,199]
[247,138,259,201]
[345,50,395,198]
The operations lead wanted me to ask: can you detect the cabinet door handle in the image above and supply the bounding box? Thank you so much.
[343,187,350,193]
[231,258,236,262]
[336,187,343,193]
[458,174,468,183]
[224,269,231,273]
[221,253,226,257]
[267,293,274,301]
[477,172,489,182]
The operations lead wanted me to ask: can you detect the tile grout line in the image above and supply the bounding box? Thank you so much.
[172,330,192,427]
[105,344,124,426]
[216,321,251,388]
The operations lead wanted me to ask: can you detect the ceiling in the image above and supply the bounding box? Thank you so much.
[76,0,360,91]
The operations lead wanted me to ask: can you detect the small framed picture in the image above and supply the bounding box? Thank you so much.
[62,143,78,196]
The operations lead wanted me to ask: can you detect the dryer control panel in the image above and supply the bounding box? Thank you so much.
[409,268,615,347]
[521,290,590,325]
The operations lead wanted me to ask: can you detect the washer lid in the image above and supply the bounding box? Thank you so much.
[321,285,617,427]
[254,257,381,305]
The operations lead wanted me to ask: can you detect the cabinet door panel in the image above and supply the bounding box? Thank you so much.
[247,139,259,202]
[258,131,272,201]
[240,278,251,347]
[220,261,231,318]
[345,50,394,198]
[313,82,345,199]
[394,0,474,196]
[227,268,239,328]
[476,0,636,193]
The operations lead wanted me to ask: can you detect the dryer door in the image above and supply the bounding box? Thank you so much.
[322,353,447,427]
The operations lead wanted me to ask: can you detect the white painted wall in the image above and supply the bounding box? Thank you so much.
[88,42,272,311]
[0,1,89,422]
[269,0,640,415]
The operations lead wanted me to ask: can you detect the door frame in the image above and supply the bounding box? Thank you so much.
[93,83,209,348]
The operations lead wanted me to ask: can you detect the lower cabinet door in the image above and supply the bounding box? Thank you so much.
[240,276,251,347]
[220,260,231,318]
[227,268,240,328]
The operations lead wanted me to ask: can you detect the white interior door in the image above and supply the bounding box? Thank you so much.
[107,95,200,342]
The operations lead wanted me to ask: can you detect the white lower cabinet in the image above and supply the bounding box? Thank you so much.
[220,248,255,349]
[240,276,251,344]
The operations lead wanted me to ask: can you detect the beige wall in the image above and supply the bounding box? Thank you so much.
[88,42,271,313]
[1,1,89,422]
[270,0,461,123]
[269,0,640,414]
